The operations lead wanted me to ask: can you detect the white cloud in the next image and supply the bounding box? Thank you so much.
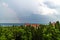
[7,0,60,23]
[44,0,60,8]
[38,4,58,15]
[33,0,58,15]
[47,0,60,6]
[6,0,59,15]
[2,2,8,7]
[0,2,21,23]
[11,0,58,15]
[0,7,21,23]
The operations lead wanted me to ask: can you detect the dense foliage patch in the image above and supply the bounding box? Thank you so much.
[0,21,60,40]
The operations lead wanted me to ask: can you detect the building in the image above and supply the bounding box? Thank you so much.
[25,23,40,28]
[51,22,56,26]
[25,23,31,27]
[31,24,40,28]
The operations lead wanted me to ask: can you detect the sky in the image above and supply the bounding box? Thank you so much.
[0,0,60,24]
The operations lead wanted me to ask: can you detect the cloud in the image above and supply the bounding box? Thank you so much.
[32,0,58,15]
[47,0,60,6]
[38,4,58,15]
[44,0,60,8]
[2,2,8,7]
[0,2,21,23]
[0,0,60,23]
[7,0,60,22]
[8,0,58,15]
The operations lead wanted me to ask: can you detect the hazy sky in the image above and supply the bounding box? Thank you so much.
[0,0,60,23]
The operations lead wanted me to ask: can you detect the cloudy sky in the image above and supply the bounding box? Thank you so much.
[0,0,60,24]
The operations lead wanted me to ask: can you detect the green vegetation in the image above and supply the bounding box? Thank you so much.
[0,21,60,40]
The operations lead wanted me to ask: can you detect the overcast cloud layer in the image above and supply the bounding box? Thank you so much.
[0,0,60,23]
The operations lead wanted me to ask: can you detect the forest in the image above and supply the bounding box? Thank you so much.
[0,21,60,40]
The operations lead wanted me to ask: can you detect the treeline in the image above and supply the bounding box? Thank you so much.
[0,21,60,40]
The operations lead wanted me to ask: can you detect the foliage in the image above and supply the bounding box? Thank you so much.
[0,21,60,40]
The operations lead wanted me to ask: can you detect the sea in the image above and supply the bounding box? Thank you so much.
[0,23,25,26]
[0,23,46,27]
